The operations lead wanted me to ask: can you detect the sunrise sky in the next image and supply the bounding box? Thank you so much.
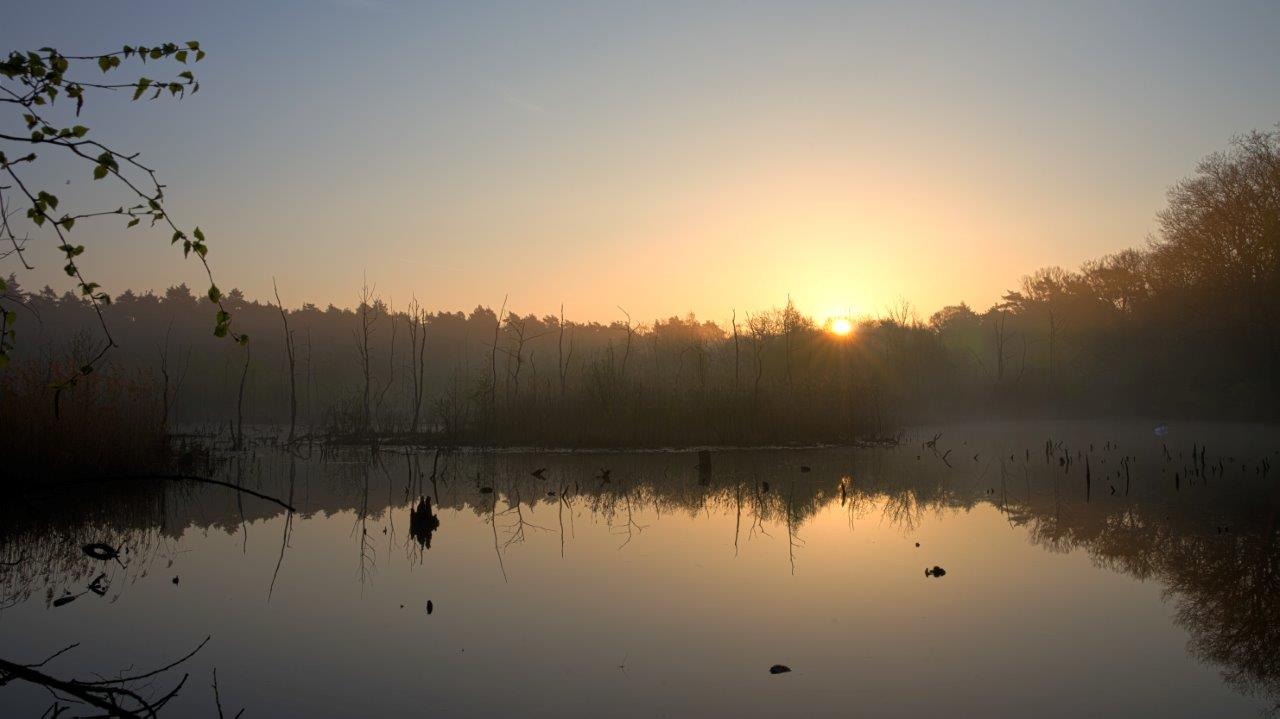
[4,1,1279,324]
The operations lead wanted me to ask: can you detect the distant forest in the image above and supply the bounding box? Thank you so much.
[2,127,1278,447]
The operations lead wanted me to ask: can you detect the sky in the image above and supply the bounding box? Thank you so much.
[3,1,1279,325]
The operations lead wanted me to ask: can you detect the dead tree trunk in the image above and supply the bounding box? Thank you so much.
[355,279,377,434]
[273,278,298,443]
[731,309,741,394]
[407,298,428,434]
[235,344,251,450]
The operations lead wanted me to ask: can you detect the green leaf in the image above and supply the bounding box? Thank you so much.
[192,227,205,242]
[71,125,88,137]
[175,50,188,63]
[132,78,150,101]
[97,56,112,73]
[127,217,140,227]
[208,284,221,302]
[93,164,108,180]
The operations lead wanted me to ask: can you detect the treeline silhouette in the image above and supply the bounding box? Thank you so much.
[1,125,1277,449]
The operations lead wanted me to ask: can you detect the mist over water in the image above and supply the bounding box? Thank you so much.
[2,421,1276,717]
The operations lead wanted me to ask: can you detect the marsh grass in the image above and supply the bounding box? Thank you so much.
[1,360,169,481]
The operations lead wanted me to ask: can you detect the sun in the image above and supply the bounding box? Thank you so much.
[830,317,855,337]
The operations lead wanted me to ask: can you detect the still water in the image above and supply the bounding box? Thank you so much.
[2,422,1277,717]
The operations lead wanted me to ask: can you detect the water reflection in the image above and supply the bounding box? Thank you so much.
[1,422,1277,716]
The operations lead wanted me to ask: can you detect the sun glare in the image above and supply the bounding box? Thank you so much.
[830,317,854,337]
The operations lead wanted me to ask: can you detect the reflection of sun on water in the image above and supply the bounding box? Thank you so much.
[830,317,854,336]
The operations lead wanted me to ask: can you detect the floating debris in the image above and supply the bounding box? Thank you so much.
[479,487,494,494]
[769,664,792,675]
[799,465,811,473]
[82,543,118,561]
[925,565,947,578]
[172,576,180,585]
[427,600,434,615]
[531,468,547,479]
[53,594,77,608]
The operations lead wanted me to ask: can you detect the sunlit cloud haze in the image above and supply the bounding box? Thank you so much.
[4,1,1279,323]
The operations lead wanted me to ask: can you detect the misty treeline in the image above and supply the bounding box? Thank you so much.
[2,125,1278,447]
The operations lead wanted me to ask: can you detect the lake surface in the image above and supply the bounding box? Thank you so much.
[2,421,1278,717]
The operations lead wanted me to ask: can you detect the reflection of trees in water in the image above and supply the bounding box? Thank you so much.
[3,438,1278,708]
[0,482,183,612]
[1012,468,1280,710]
[1170,523,1280,710]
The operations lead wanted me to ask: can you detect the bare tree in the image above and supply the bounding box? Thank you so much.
[557,303,575,398]
[157,321,190,434]
[374,297,398,430]
[489,295,507,423]
[272,278,297,443]
[406,297,428,433]
[354,278,377,434]
[617,306,635,383]
[731,308,741,394]
[234,343,250,450]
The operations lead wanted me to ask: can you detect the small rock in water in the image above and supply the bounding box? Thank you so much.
[427,600,434,615]
[769,664,791,675]
[914,542,920,547]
